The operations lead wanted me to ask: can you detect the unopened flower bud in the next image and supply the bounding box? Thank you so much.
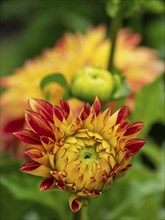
[71,67,114,103]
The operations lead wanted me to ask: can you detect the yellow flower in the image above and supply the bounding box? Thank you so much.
[1,25,163,151]
[14,97,145,212]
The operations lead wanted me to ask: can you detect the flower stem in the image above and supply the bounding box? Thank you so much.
[72,206,88,220]
[81,206,88,220]
[72,211,80,220]
[108,8,122,72]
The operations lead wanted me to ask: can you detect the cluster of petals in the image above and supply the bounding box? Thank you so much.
[14,97,145,212]
[1,26,163,152]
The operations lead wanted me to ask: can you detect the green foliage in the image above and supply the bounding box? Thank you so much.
[131,75,164,137]
[106,0,164,18]
[0,0,164,219]
[0,158,71,220]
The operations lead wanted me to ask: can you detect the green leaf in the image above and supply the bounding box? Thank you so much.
[131,75,164,137]
[40,73,68,91]
[106,0,164,18]
[0,171,70,219]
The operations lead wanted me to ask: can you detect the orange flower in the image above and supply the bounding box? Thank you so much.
[1,26,164,151]
[14,97,145,212]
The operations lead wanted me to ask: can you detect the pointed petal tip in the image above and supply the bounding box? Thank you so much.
[92,96,102,116]
[19,161,40,172]
[124,121,144,136]
[126,138,146,153]
[40,178,54,191]
[116,105,129,124]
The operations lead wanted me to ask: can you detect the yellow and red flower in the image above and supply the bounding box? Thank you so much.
[14,97,145,212]
[1,26,163,152]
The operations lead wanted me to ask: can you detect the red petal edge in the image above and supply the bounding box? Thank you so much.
[116,106,129,125]
[124,122,144,136]
[125,138,146,153]
[92,97,102,116]
[40,178,54,191]
[20,161,40,172]
[60,99,70,118]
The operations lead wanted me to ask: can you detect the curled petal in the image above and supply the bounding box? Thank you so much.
[40,177,55,191]
[20,161,40,172]
[69,194,83,213]
[116,106,129,125]
[20,161,51,177]
[124,122,144,136]
[25,110,53,138]
[53,106,64,122]
[81,103,90,120]
[13,130,40,145]
[29,98,53,123]
[40,136,55,152]
[92,97,102,116]
[60,99,70,119]
[117,120,130,132]
[25,148,43,159]
[125,138,146,153]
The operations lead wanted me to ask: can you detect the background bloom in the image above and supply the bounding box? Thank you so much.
[14,97,145,212]
[1,26,164,154]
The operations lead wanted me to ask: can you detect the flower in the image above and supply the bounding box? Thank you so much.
[1,25,163,153]
[14,97,145,212]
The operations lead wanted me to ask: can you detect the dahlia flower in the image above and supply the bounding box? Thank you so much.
[14,97,145,212]
[1,26,163,151]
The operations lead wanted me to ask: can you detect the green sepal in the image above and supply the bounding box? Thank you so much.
[40,73,68,91]
[40,73,72,100]
[111,67,131,100]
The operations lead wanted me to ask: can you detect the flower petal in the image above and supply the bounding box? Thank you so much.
[40,177,55,191]
[125,138,146,153]
[13,130,40,144]
[60,99,70,119]
[69,194,83,213]
[29,98,53,123]
[92,97,102,116]
[124,122,144,136]
[116,106,129,125]
[20,161,51,177]
[81,103,90,120]
[25,110,54,138]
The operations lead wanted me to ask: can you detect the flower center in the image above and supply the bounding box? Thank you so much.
[78,147,97,164]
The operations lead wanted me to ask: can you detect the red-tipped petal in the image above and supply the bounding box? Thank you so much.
[53,106,64,122]
[69,194,83,213]
[125,138,146,153]
[25,110,54,138]
[60,99,70,119]
[13,130,40,144]
[81,103,90,120]
[117,120,130,132]
[40,178,55,191]
[92,97,102,116]
[29,98,53,123]
[25,148,43,159]
[124,122,144,136]
[20,161,40,172]
[116,106,129,125]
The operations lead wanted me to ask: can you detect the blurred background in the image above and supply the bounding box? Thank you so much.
[0,0,165,220]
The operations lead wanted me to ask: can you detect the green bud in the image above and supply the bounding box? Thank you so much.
[113,73,122,91]
[71,67,114,103]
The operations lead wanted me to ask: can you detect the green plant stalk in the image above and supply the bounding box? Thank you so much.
[108,8,122,72]
[72,206,88,220]
[72,211,80,220]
